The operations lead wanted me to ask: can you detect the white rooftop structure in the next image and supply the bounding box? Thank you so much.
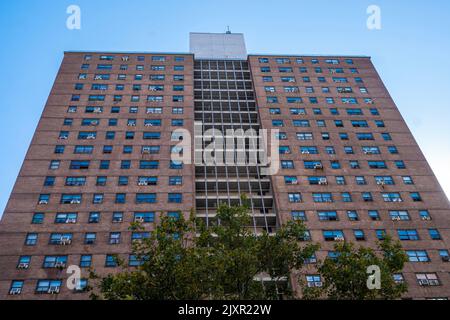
[189,32,247,60]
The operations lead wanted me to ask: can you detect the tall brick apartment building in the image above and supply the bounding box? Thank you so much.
[0,32,449,300]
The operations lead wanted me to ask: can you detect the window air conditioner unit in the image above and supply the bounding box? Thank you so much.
[48,287,60,294]
[138,181,147,186]
[392,216,401,221]
[59,136,68,140]
[128,123,136,127]
[334,236,344,241]
[301,150,310,154]
[145,123,153,127]
[94,76,102,80]
[39,200,48,205]
[93,108,102,113]
[60,237,72,245]
[319,178,328,185]
[86,135,96,140]
[421,216,431,221]
[55,262,65,268]
[376,180,385,186]
[17,263,29,269]
[418,279,429,286]
[66,218,76,224]
[142,147,151,154]
[9,288,21,295]
[135,217,145,223]
[70,199,81,204]
[313,164,323,170]
[428,280,439,286]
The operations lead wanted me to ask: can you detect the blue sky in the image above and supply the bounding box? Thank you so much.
[0,0,449,216]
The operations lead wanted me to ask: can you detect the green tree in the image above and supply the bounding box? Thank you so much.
[302,237,408,300]
[89,201,318,300]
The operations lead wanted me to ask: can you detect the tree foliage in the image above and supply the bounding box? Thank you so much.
[302,237,408,300]
[90,201,318,300]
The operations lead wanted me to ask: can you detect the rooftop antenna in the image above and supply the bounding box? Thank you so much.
[226,26,231,34]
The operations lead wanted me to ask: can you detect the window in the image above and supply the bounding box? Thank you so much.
[60,194,82,204]
[390,211,410,221]
[100,160,110,169]
[134,212,155,223]
[318,211,338,221]
[32,213,44,224]
[397,229,419,241]
[43,256,67,268]
[402,176,414,185]
[55,212,77,224]
[112,212,123,223]
[284,176,298,185]
[105,255,118,267]
[25,233,38,246]
[368,210,380,221]
[429,229,441,240]
[281,160,294,169]
[140,160,159,169]
[43,176,55,186]
[410,192,422,202]
[93,194,104,204]
[49,160,60,170]
[393,274,404,284]
[129,255,149,267]
[54,145,65,154]
[313,193,333,203]
[74,145,94,154]
[306,275,322,288]
[419,210,431,221]
[368,161,387,169]
[65,176,86,186]
[382,193,402,202]
[169,176,183,186]
[375,229,386,240]
[347,211,359,221]
[84,233,96,244]
[416,273,440,286]
[132,232,151,242]
[136,193,157,204]
[439,250,449,262]
[288,193,302,203]
[115,193,126,204]
[406,250,430,262]
[109,232,121,245]
[17,256,31,269]
[291,211,306,221]
[121,160,131,169]
[323,230,344,241]
[354,230,365,241]
[38,194,50,204]
[168,193,183,203]
[36,280,62,294]
[395,161,406,169]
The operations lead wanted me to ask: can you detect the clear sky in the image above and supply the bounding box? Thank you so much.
[0,0,449,216]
